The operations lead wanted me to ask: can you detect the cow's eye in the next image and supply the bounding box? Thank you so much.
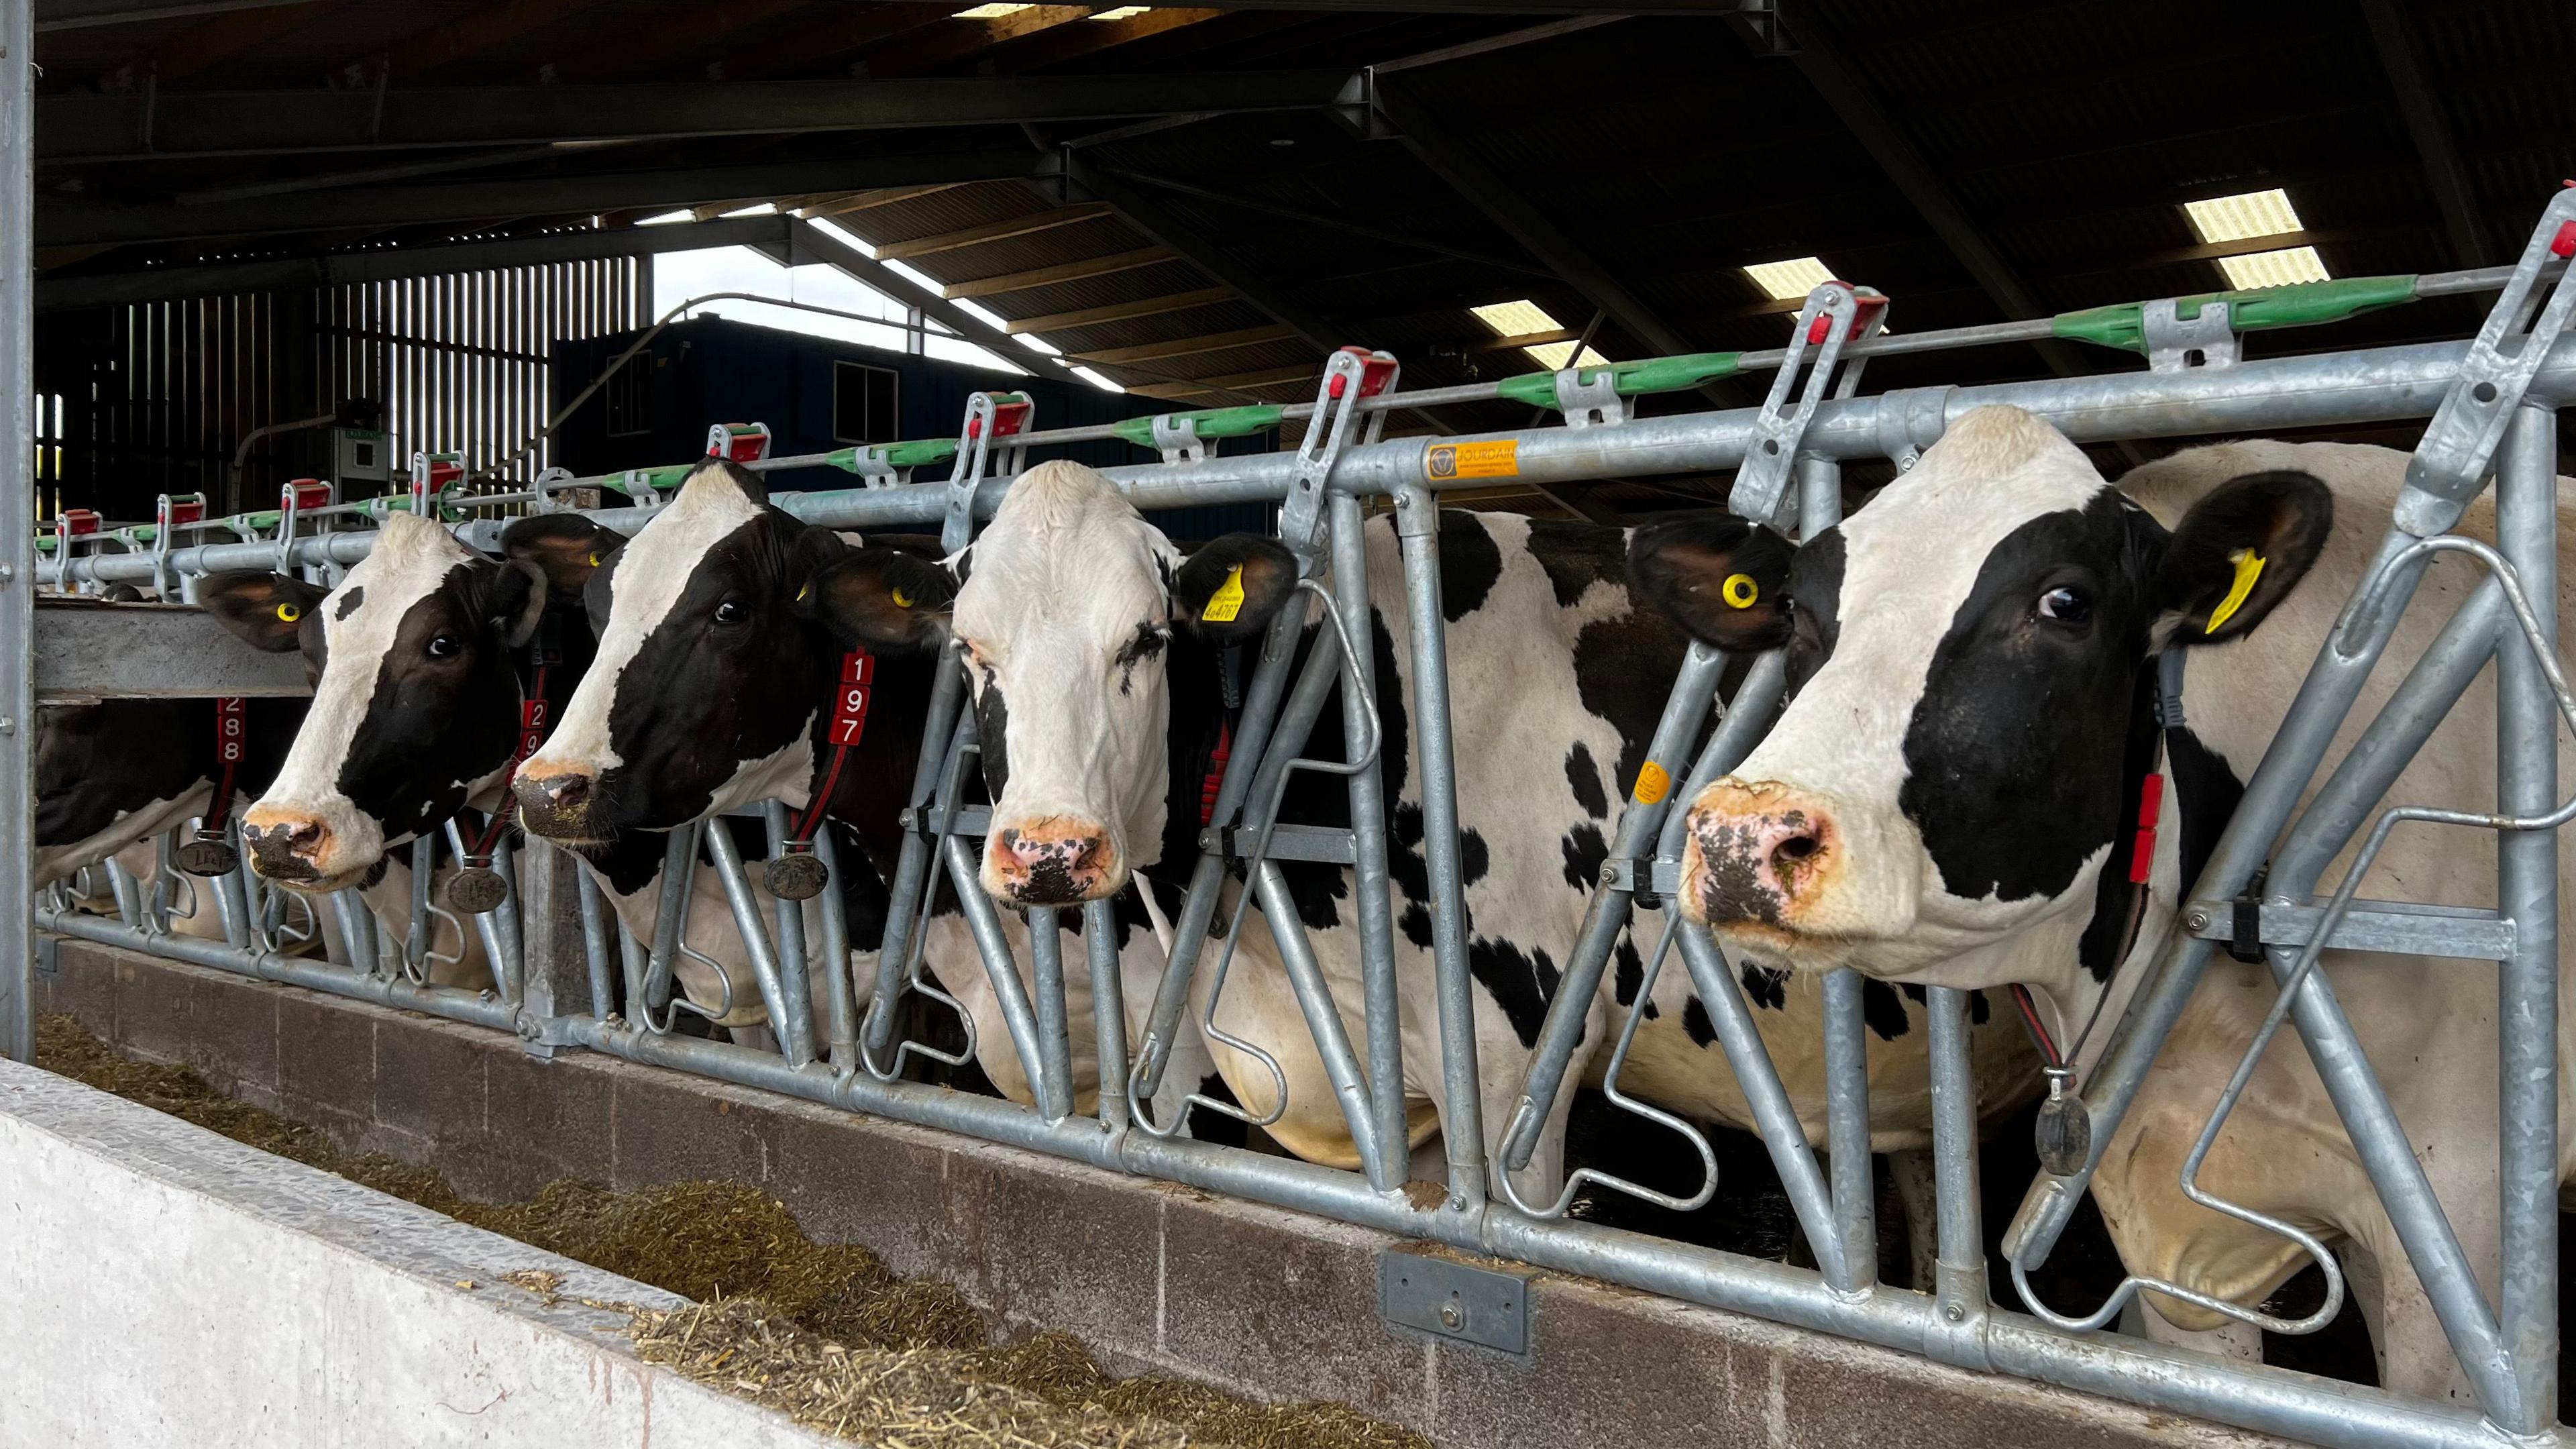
[425,634,461,659]
[2037,586,2092,623]
[712,600,749,627]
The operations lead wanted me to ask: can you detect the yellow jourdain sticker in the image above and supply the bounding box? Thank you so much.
[1721,572,1760,608]
[1201,564,1246,623]
[1634,761,1672,804]
[2204,548,2266,635]
[275,602,302,623]
[892,585,916,608]
[1424,439,1520,480]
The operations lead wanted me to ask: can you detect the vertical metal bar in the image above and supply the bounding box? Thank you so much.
[1820,968,1877,1292]
[1389,482,1482,1205]
[2493,402,2558,1432]
[1925,985,1987,1328]
[574,853,618,1020]
[703,816,810,1067]
[1084,896,1129,1132]
[1674,922,1847,1285]
[1026,905,1077,1125]
[1795,453,1878,1291]
[759,801,818,1065]
[0,0,32,1064]
[810,822,859,1066]
[406,835,434,971]
[641,826,698,1014]
[940,833,1055,1111]
[331,888,378,977]
[1252,859,1389,1179]
[863,650,968,1057]
[1324,491,1407,1194]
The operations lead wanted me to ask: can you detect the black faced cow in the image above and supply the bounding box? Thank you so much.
[812,458,2035,1202]
[511,460,1218,1117]
[1645,404,2574,1398]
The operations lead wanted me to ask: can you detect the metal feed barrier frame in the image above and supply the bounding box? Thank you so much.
[11,141,2576,1443]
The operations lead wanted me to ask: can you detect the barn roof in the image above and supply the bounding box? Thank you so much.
[31,0,2575,511]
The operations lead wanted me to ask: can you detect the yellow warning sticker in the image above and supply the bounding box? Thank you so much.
[1633,761,1672,804]
[1426,439,1521,480]
[1201,564,1246,623]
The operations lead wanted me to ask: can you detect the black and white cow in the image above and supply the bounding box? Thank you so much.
[35,692,310,945]
[1646,404,2575,1397]
[814,458,2034,1200]
[36,694,305,889]
[511,459,1218,1117]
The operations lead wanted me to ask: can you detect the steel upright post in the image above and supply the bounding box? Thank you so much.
[2493,402,2559,1432]
[0,0,32,1065]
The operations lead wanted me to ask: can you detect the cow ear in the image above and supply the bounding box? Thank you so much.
[802,547,957,652]
[1626,513,1796,651]
[1175,534,1298,644]
[480,559,548,648]
[199,570,328,653]
[502,513,627,598]
[2156,470,2333,645]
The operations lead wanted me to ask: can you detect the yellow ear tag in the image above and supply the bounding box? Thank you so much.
[2204,549,2266,635]
[796,583,811,602]
[1201,564,1246,623]
[1720,573,1760,609]
[892,585,916,608]
[587,552,600,568]
[275,602,302,623]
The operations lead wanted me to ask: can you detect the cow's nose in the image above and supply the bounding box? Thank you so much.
[988,818,1114,904]
[1681,780,1837,927]
[513,767,596,839]
[240,809,330,881]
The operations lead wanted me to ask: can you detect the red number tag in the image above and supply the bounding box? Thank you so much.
[216,697,246,765]
[829,651,874,747]
[518,698,549,759]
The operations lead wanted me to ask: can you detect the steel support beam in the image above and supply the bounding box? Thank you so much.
[2361,0,2489,269]
[34,602,311,700]
[1367,75,1743,407]
[35,0,296,30]
[2,0,34,1065]
[1748,1,2094,381]
[38,214,794,309]
[38,150,1037,246]
[39,70,1353,162]
[1040,147,1340,353]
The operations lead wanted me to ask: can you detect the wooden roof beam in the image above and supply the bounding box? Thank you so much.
[872,202,1112,260]
[1002,284,1233,334]
[857,5,1094,78]
[999,5,1222,70]
[941,245,1175,299]
[1069,322,1295,364]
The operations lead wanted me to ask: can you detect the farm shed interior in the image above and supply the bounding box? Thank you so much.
[9,2,2576,1448]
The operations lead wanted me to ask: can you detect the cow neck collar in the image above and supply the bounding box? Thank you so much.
[2008,647,2188,1092]
[461,614,564,863]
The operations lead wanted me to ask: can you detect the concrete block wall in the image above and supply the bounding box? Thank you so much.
[32,938,2282,1449]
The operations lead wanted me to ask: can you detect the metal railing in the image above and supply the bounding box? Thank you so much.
[15,183,2576,1449]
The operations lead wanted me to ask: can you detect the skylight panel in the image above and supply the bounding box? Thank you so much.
[2184,188,2302,244]
[1743,256,1833,302]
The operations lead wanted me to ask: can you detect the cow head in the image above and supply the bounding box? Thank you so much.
[204,513,549,890]
[1633,405,2330,989]
[513,459,941,845]
[809,459,1293,906]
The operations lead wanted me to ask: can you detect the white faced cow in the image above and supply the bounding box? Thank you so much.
[823,458,2033,1205]
[511,460,1213,1116]
[1648,403,2575,1399]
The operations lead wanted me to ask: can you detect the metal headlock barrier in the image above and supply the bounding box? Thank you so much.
[19,186,2576,1449]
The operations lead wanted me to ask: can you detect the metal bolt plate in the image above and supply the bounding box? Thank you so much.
[1379,1247,1534,1354]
